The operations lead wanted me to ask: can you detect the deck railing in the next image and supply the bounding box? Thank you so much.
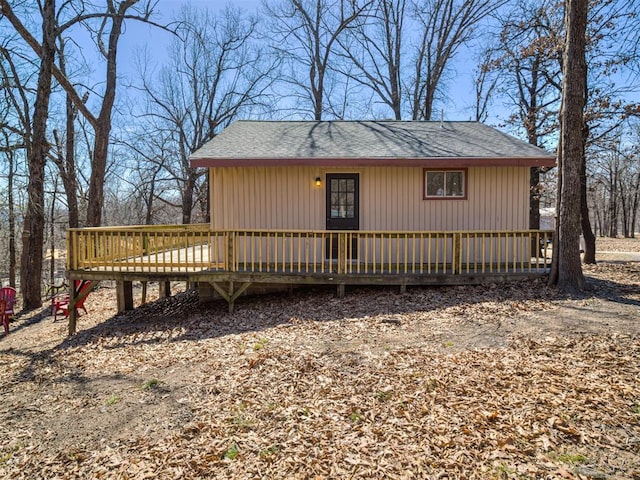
[67,225,553,276]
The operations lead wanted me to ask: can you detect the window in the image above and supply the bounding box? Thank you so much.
[424,169,467,199]
[330,177,356,219]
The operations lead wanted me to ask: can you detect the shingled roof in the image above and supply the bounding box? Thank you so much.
[190,121,556,168]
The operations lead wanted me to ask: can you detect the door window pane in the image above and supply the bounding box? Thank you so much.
[330,177,359,218]
[346,192,354,206]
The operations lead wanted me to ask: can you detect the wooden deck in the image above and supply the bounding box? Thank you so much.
[65,225,553,333]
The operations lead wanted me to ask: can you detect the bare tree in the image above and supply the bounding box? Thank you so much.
[483,0,562,236]
[580,0,640,257]
[471,50,498,122]
[337,0,406,119]
[82,0,160,227]
[47,35,84,229]
[618,147,640,237]
[490,0,563,140]
[1,0,161,306]
[623,128,640,237]
[4,0,161,228]
[0,34,32,288]
[484,0,640,263]
[115,130,179,225]
[550,0,587,293]
[410,0,507,121]
[264,0,372,120]
[136,5,275,224]
[590,126,640,238]
[0,133,19,288]
[1,0,56,309]
[590,142,622,237]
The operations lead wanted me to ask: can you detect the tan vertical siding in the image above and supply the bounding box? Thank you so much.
[210,165,529,231]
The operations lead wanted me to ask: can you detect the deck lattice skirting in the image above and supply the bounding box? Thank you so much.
[65,225,553,333]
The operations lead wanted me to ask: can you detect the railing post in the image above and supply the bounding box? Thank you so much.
[337,232,346,274]
[67,230,73,271]
[226,231,236,272]
[453,233,462,274]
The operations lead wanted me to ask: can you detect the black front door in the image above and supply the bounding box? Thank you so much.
[326,173,359,258]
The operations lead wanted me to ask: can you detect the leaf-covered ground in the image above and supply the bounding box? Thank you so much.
[1,241,639,479]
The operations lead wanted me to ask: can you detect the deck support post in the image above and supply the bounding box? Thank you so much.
[141,281,147,305]
[400,284,406,294]
[159,281,171,299]
[208,281,252,313]
[117,281,134,313]
[228,281,235,313]
[337,284,345,298]
[68,282,78,336]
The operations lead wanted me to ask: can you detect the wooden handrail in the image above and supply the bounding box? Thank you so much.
[66,227,553,276]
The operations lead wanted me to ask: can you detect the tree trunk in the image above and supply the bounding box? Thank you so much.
[530,167,541,229]
[579,118,596,263]
[608,164,619,237]
[423,80,435,121]
[8,149,16,288]
[65,95,79,228]
[608,192,618,237]
[53,94,80,229]
[49,179,57,288]
[529,167,541,257]
[313,64,324,121]
[19,0,56,310]
[580,153,596,263]
[181,171,197,225]
[549,135,561,286]
[618,167,630,237]
[86,125,110,226]
[85,2,133,226]
[630,172,640,238]
[550,0,587,293]
[593,200,601,237]
[144,177,156,225]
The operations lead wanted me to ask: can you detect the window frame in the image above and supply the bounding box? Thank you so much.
[423,168,468,200]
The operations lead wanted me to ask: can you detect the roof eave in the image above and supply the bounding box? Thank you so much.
[190,156,557,168]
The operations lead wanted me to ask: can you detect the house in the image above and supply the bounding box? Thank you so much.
[64,120,555,334]
[191,120,555,233]
[189,120,555,299]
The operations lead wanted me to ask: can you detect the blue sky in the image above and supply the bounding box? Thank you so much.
[119,0,263,58]
[113,0,484,122]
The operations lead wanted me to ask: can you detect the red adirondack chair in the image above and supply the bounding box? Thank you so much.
[0,286,17,335]
[51,280,93,322]
[1,300,6,336]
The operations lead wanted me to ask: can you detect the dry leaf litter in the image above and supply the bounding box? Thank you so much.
[1,238,639,479]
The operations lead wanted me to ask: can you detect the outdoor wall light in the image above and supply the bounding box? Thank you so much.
[315,177,322,187]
